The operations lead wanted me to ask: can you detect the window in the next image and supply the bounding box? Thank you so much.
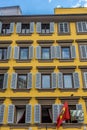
[42,47,50,59]
[0,75,4,89]
[20,48,29,60]
[42,74,51,88]
[21,24,30,34]
[59,22,69,33]
[80,45,87,59]
[1,24,10,34]
[17,74,27,89]
[77,22,87,32]
[8,104,32,124]
[63,74,73,88]
[41,23,50,33]
[0,48,7,60]
[61,47,70,59]
[56,46,76,60]
[58,72,80,89]
[83,72,87,88]
[41,105,52,123]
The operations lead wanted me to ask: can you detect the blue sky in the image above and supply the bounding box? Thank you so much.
[0,0,87,14]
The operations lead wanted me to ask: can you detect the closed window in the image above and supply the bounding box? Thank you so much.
[42,47,50,59]
[1,24,10,34]
[80,45,87,59]
[59,22,69,33]
[77,22,87,32]
[17,74,27,89]
[42,74,51,88]
[83,72,87,88]
[63,74,73,88]
[61,47,70,59]
[20,48,29,60]
[0,48,7,60]
[41,105,52,123]
[0,75,4,89]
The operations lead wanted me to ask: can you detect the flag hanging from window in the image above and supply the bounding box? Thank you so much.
[57,101,70,128]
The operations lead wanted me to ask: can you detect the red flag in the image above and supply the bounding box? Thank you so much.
[57,101,70,128]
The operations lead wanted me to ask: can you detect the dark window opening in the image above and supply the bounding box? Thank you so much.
[15,106,26,124]
[41,23,50,33]
[41,105,52,123]
[0,48,7,60]
[21,24,30,34]
[0,74,4,89]
[41,47,50,59]
[19,47,29,60]
[17,74,27,89]
[41,74,51,89]
[1,24,10,34]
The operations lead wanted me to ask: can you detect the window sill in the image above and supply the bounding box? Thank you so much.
[8,123,30,127]
[36,88,55,92]
[12,89,31,92]
[62,123,83,128]
[38,59,53,62]
[18,33,32,36]
[58,33,70,35]
[59,88,78,92]
[80,59,87,62]
[77,32,87,35]
[0,34,12,36]
[0,60,8,63]
[0,89,6,92]
[82,88,87,91]
[39,33,53,36]
[16,59,31,63]
[59,59,74,62]
[37,123,56,128]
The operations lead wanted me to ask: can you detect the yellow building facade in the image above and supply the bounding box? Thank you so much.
[0,7,87,130]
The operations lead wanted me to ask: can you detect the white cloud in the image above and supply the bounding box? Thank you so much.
[48,0,52,3]
[72,0,87,8]
[72,3,81,8]
[57,5,61,8]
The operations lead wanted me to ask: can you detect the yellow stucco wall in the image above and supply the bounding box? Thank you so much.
[0,7,87,130]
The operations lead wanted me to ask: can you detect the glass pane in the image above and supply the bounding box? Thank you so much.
[20,48,28,60]
[0,49,2,60]
[64,74,73,88]
[0,75,4,89]
[64,23,68,32]
[82,22,87,32]
[62,47,70,59]
[3,49,7,60]
[59,23,63,32]
[18,75,27,89]
[42,48,50,59]
[42,75,50,88]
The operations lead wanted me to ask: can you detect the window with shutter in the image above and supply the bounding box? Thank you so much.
[25,105,32,123]
[34,104,41,123]
[80,45,87,59]
[27,73,32,89]
[8,105,15,124]
[77,21,87,32]
[0,104,5,124]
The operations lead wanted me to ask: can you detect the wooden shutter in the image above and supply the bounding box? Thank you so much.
[84,72,87,88]
[8,105,15,124]
[11,73,17,89]
[30,22,34,33]
[25,104,32,123]
[52,104,59,123]
[0,105,5,124]
[14,46,19,59]
[3,73,8,89]
[16,22,21,33]
[56,46,61,59]
[50,22,54,33]
[27,73,32,89]
[36,73,41,89]
[7,46,12,59]
[36,22,41,33]
[29,46,34,59]
[76,104,82,110]
[34,104,41,123]
[73,72,80,88]
[0,22,2,34]
[71,46,76,59]
[36,46,41,59]
[51,73,57,89]
[58,72,63,88]
[80,45,86,59]
[51,46,55,59]
[9,23,14,33]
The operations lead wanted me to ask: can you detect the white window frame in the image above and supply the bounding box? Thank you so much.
[77,21,87,32]
[59,22,69,33]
